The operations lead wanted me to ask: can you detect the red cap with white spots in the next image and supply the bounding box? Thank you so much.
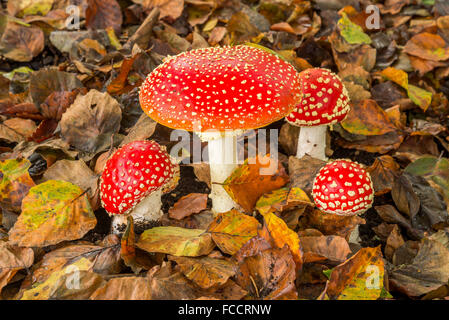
[286,68,350,126]
[312,159,374,216]
[139,45,302,132]
[100,140,177,215]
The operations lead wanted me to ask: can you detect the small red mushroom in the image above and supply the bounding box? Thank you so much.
[139,45,302,213]
[286,68,350,160]
[100,140,178,234]
[312,159,374,216]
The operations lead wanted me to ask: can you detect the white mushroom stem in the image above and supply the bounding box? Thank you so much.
[111,189,163,234]
[297,125,328,161]
[205,133,239,214]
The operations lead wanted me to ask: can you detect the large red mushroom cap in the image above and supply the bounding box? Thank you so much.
[286,68,350,126]
[139,45,302,132]
[312,159,374,216]
[100,140,177,215]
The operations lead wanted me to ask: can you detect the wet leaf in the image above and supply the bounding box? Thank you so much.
[60,89,122,154]
[325,246,385,300]
[8,180,97,247]
[223,156,289,213]
[136,226,215,257]
[170,256,237,289]
[169,193,208,220]
[207,209,259,255]
[261,211,303,271]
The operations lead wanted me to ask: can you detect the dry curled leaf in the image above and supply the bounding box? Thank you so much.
[169,193,208,220]
[86,0,123,34]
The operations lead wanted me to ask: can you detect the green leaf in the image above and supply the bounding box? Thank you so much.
[337,13,372,45]
[323,269,333,279]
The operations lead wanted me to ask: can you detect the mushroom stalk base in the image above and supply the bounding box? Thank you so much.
[208,135,239,214]
[297,125,328,161]
[111,189,163,234]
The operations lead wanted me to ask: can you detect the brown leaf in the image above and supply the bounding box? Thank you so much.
[0,22,44,62]
[301,209,365,241]
[223,156,289,213]
[208,27,227,46]
[279,123,300,156]
[40,89,82,121]
[169,256,237,289]
[169,193,208,220]
[391,173,421,218]
[404,32,449,61]
[235,245,297,300]
[288,155,326,196]
[390,239,449,297]
[90,276,152,300]
[366,155,401,196]
[142,0,184,20]
[3,118,37,139]
[60,89,122,154]
[385,224,405,261]
[29,68,83,107]
[375,205,424,240]
[43,159,100,210]
[0,241,34,292]
[300,235,351,263]
[86,0,123,34]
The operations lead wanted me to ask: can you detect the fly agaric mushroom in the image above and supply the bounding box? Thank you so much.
[286,68,350,160]
[139,45,302,213]
[312,159,374,216]
[100,140,178,234]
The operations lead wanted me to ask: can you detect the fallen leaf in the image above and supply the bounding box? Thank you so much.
[337,12,372,45]
[29,68,83,107]
[325,246,386,300]
[288,155,326,195]
[86,0,123,34]
[0,21,44,62]
[341,99,398,136]
[169,193,208,220]
[300,235,351,263]
[137,226,215,257]
[301,209,365,240]
[404,32,449,61]
[207,209,259,255]
[3,118,37,139]
[90,276,152,300]
[0,241,34,292]
[366,155,401,195]
[43,159,100,210]
[0,159,35,212]
[20,258,104,300]
[390,239,449,297]
[385,224,405,261]
[261,211,303,271]
[7,0,54,17]
[142,0,184,20]
[8,180,97,247]
[169,256,237,289]
[223,156,289,213]
[256,187,312,215]
[60,89,122,154]
[235,245,297,300]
